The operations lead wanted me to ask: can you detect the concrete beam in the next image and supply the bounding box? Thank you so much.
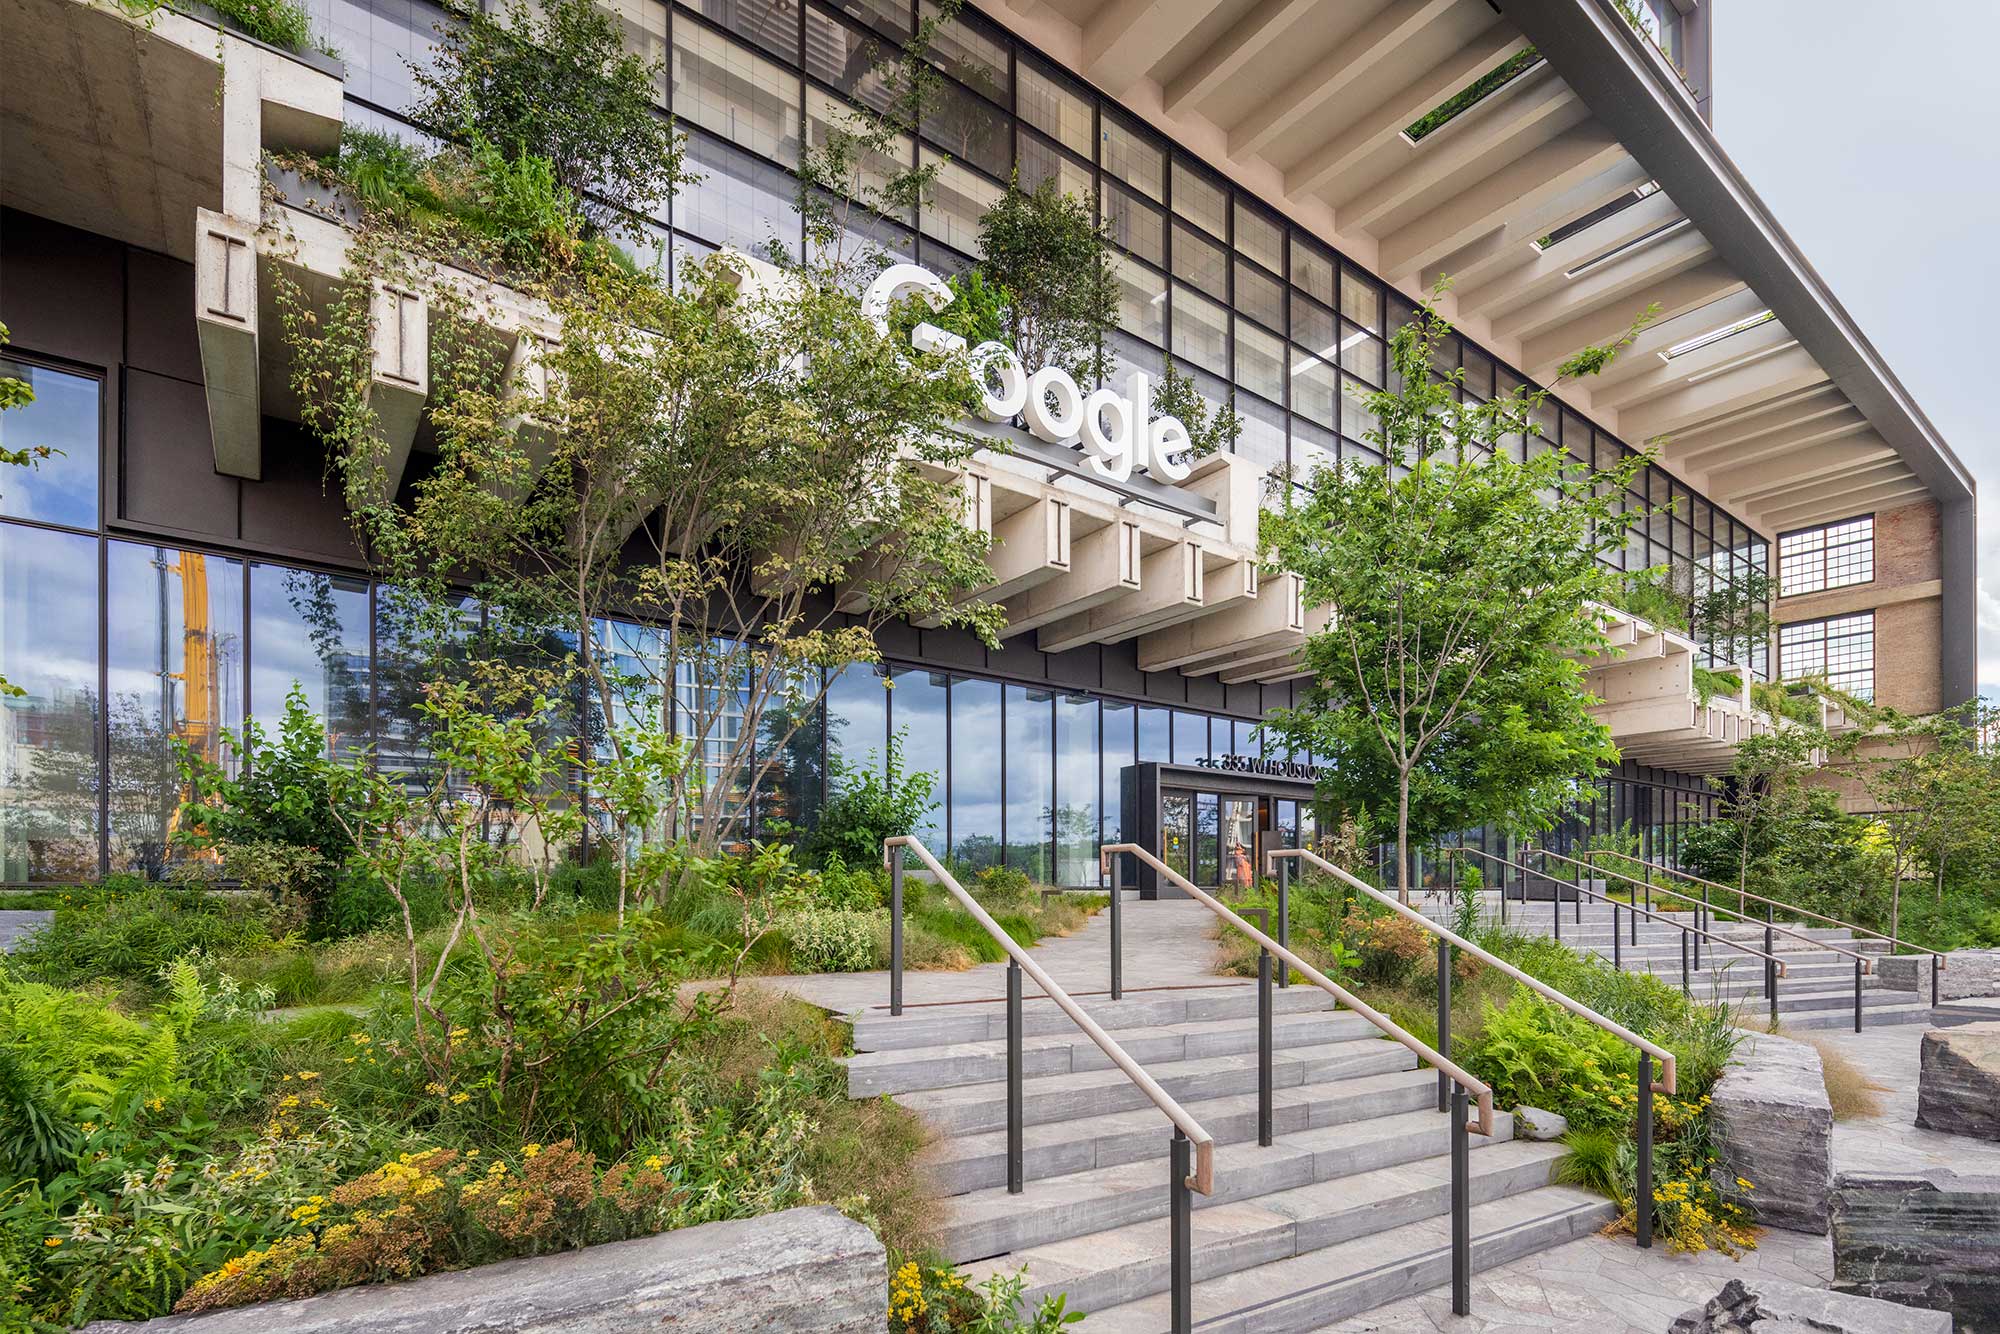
[1230,0,1460,161]
[1758,477,1928,531]
[1083,0,1224,95]
[357,281,428,509]
[1378,124,1627,281]
[1491,225,1712,343]
[998,515,1142,639]
[1137,571,1305,672]
[1426,156,1656,295]
[983,494,1073,600]
[1618,342,1827,444]
[1593,313,1794,411]
[1521,255,1744,379]
[1163,0,1319,116]
[1710,435,1894,502]
[1038,538,1205,653]
[195,210,262,479]
[1666,384,1854,463]
[1455,189,1682,314]
[1284,23,1530,200]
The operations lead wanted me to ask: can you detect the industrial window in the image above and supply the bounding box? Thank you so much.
[1778,517,1873,596]
[1779,612,1875,701]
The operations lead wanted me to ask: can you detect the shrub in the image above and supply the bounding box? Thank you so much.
[816,856,888,911]
[3,887,283,991]
[808,730,939,871]
[778,908,881,973]
[1465,989,1639,1132]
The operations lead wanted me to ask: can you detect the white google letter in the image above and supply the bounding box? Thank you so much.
[1023,366,1084,443]
[969,341,1028,423]
[860,263,953,339]
[1080,385,1137,483]
[1149,414,1194,482]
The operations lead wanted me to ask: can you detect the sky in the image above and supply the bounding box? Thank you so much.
[1711,2,2000,703]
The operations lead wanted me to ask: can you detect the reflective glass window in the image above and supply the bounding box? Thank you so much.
[1102,179,1165,267]
[1055,693,1098,885]
[1018,58,1092,158]
[1195,791,1218,884]
[1236,393,1285,473]
[1102,112,1164,201]
[825,662,887,778]
[690,0,798,62]
[0,359,98,530]
[677,131,799,256]
[1339,269,1381,333]
[1291,294,1334,354]
[1236,323,1285,402]
[1170,158,1227,237]
[1221,796,1254,888]
[804,6,899,112]
[1234,201,1282,271]
[889,666,947,845]
[597,0,668,81]
[1235,258,1283,333]
[1291,235,1334,305]
[1172,709,1208,765]
[1100,698,1135,848]
[1170,285,1229,375]
[308,0,436,114]
[1018,131,1091,198]
[0,523,100,881]
[1170,221,1226,295]
[923,0,1009,100]
[1342,324,1384,386]
[806,88,915,219]
[1110,253,1166,345]
[104,544,246,876]
[950,676,1002,869]
[925,77,1011,180]
[674,23,801,164]
[1004,684,1053,880]
[249,563,369,757]
[826,0,908,43]
[1162,789,1192,882]
[920,149,1003,257]
[1137,703,1171,763]
[1291,345,1337,427]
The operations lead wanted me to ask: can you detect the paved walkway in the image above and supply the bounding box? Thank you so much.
[761,894,1232,1016]
[0,910,51,952]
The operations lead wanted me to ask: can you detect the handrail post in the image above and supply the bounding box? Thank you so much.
[1613,901,1622,971]
[1276,857,1291,989]
[1932,953,1941,1009]
[1006,959,1024,1194]
[1170,1130,1192,1334]
[1632,887,1640,946]
[1680,929,1690,997]
[1450,1083,1470,1316]
[1436,936,1452,1113]
[1552,865,1561,943]
[1259,931,1274,1147]
[1766,923,1778,1029]
[1854,959,1863,1034]
[1110,853,1124,1002]
[889,842,905,1017]
[1636,1051,1654,1250]
[1692,906,1702,972]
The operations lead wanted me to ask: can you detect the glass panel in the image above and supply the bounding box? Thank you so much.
[1004,684,1053,880]
[1110,253,1166,345]
[1172,709,1209,765]
[890,666,947,846]
[1100,698,1135,849]
[920,149,1002,256]
[596,0,668,80]
[1235,258,1284,332]
[1055,693,1098,886]
[1018,58,1092,158]
[950,676,1002,869]
[807,88,914,217]
[1234,200,1282,271]
[1170,220,1226,295]
[754,656,823,836]
[1291,343,1337,427]
[1101,111,1164,202]
[1291,294,1334,353]
[925,77,1010,179]
[1162,789,1192,882]
[249,563,369,757]
[1138,703,1171,762]
[673,22,802,164]
[1221,796,1255,889]
[804,6,899,112]
[1339,269,1381,333]
[1291,235,1334,305]
[1170,158,1228,237]
[1236,323,1285,402]
[375,588,480,797]
[1340,376,1380,447]
[1195,791,1218,885]
[826,0,909,42]
[825,662,887,778]
[313,0,434,113]
[0,523,100,881]
[0,359,98,530]
[1170,284,1229,375]
[923,0,1010,101]
[1102,178,1165,267]
[1018,130,1091,198]
[1236,393,1285,473]
[107,566,251,889]
[1341,324,1384,386]
[690,0,798,62]
[1274,799,1298,851]
[677,131,799,256]
[1292,416,1336,477]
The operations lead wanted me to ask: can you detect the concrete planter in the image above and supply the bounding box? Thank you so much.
[170,1,346,78]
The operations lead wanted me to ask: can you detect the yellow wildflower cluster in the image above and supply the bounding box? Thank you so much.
[887,1262,969,1331]
[889,1262,928,1326]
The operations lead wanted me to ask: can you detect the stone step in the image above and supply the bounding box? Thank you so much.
[969,1139,1568,1313]
[899,1036,1419,1138]
[927,1067,1440,1194]
[939,1106,1516,1263]
[1077,1185,1615,1333]
[1758,1000,1937,1031]
[850,983,1337,1053]
[847,1008,1374,1098]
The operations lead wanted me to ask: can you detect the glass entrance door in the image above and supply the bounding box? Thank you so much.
[1221,797,1255,888]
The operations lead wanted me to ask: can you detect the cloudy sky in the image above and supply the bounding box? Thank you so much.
[1712,2,2000,701]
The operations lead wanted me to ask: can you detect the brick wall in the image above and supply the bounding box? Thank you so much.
[1773,498,1942,716]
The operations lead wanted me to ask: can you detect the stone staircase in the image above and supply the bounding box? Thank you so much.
[1435,895,1935,1031]
[847,980,1614,1331]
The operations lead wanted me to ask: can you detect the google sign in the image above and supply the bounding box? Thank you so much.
[861,263,1195,486]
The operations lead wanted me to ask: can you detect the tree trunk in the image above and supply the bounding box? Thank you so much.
[1396,770,1412,906]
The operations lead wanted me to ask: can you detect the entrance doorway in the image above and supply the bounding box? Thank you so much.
[1128,762,1320,899]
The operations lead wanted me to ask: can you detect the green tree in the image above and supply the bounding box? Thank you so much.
[1865,703,2000,942]
[806,729,939,869]
[1711,727,1820,914]
[1260,294,1653,902]
[409,0,681,232]
[1,323,56,700]
[975,176,1118,381]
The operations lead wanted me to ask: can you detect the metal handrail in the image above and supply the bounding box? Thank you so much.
[1449,846,1794,976]
[1587,849,1945,969]
[882,836,1217,1195]
[1534,847,1871,970]
[1102,843,1495,1137]
[1275,848,1680,1093]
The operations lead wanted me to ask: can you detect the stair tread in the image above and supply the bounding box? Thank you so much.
[965,1140,1566,1301]
[1078,1185,1612,1333]
[925,1067,1435,1167]
[847,1008,1366,1074]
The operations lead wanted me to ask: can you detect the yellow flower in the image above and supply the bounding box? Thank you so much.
[449,1027,469,1040]
[465,1149,480,1158]
[424,1082,447,1097]
[644,1155,664,1170]
[43,1237,61,1248]
[1736,1177,1755,1191]
[147,1096,165,1112]
[522,1144,541,1159]
[298,1070,320,1081]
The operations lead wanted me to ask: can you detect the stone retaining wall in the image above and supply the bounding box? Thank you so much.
[1832,1169,2000,1332]
[1709,1031,1832,1233]
[79,1205,884,1334]
[1878,948,2000,1000]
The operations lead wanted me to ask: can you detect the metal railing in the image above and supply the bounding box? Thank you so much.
[883,836,1215,1331]
[1586,849,1948,1010]
[1103,842,1493,1313]
[1265,846,1678,1255]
